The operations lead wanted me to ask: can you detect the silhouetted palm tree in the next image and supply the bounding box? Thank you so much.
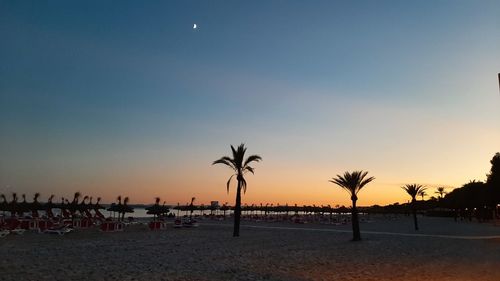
[402,184,426,230]
[435,187,447,199]
[418,190,427,201]
[330,170,375,241]
[212,143,262,237]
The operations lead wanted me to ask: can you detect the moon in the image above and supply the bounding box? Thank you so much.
[193,24,197,29]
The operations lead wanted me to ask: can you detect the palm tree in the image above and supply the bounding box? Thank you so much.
[212,143,262,237]
[402,184,426,230]
[418,190,427,201]
[435,187,447,199]
[329,170,375,241]
[189,197,196,219]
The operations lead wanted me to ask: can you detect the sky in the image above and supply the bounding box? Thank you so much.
[1,0,499,207]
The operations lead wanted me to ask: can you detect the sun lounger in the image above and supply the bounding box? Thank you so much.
[10,228,25,235]
[0,230,9,238]
[100,221,124,232]
[182,218,199,228]
[44,226,73,235]
[148,221,167,230]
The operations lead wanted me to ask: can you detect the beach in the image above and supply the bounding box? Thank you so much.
[1,216,500,281]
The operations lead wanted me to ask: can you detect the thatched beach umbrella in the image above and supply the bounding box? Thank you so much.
[44,195,55,218]
[120,197,134,220]
[0,194,8,215]
[77,196,93,218]
[146,200,170,220]
[188,197,196,219]
[146,197,163,220]
[93,197,105,219]
[108,196,134,221]
[29,193,44,218]
[107,196,121,219]
[18,194,30,217]
[220,203,229,218]
[67,192,82,218]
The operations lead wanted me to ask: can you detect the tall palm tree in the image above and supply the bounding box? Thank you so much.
[402,184,426,230]
[212,143,262,237]
[330,170,375,241]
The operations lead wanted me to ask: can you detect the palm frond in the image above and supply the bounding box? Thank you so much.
[226,174,235,194]
[402,184,426,199]
[244,155,262,167]
[231,144,247,169]
[244,166,255,174]
[214,143,261,196]
[212,157,236,170]
[241,177,247,194]
[330,170,374,197]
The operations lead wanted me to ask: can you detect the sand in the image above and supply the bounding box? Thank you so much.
[1,216,500,281]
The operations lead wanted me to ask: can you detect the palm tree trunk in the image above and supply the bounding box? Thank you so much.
[412,200,419,230]
[351,198,361,241]
[233,180,242,237]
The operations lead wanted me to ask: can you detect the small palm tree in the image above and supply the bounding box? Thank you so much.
[402,184,426,230]
[329,170,375,241]
[213,143,262,237]
[435,187,447,199]
[418,190,427,201]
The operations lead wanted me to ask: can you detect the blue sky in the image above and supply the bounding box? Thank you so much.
[1,1,499,205]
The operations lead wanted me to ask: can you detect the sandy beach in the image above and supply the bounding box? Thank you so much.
[1,216,499,281]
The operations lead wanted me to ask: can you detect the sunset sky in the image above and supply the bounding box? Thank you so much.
[1,1,499,207]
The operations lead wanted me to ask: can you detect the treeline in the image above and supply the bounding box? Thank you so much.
[366,153,500,221]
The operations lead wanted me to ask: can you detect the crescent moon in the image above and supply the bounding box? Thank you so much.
[193,24,197,29]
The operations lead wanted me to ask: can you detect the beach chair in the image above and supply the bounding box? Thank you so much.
[148,221,167,230]
[100,221,124,232]
[0,230,9,238]
[45,225,73,235]
[182,218,199,228]
[10,228,25,235]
